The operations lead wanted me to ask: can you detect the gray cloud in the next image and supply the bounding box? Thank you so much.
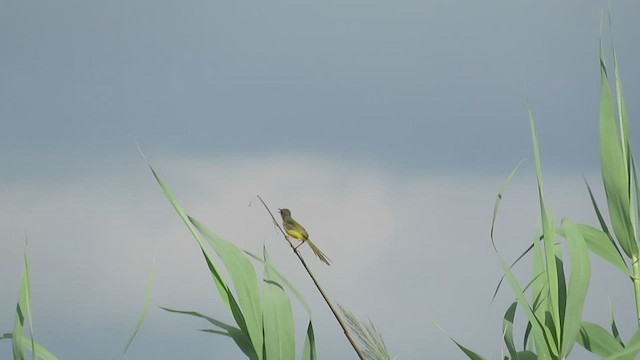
[1,1,638,175]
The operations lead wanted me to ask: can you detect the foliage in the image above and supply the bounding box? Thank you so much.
[147,163,316,359]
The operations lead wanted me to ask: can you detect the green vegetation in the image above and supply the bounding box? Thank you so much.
[451,31,640,360]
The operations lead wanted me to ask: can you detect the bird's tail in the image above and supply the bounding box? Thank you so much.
[305,239,332,266]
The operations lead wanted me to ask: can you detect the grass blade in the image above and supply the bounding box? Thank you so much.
[145,162,257,355]
[577,321,624,357]
[189,217,264,358]
[560,220,591,356]
[489,160,525,301]
[262,247,295,360]
[529,104,560,355]
[502,302,518,359]
[436,323,488,360]
[598,44,636,258]
[123,259,156,355]
[302,322,317,360]
[245,250,312,315]
[147,165,237,316]
[608,299,624,347]
[572,224,628,274]
[13,251,34,360]
[161,307,257,360]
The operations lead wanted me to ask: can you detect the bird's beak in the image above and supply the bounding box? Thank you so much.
[278,208,282,213]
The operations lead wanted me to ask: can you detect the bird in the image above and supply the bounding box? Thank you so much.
[278,208,331,265]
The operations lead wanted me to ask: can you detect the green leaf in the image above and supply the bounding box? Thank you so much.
[514,351,537,360]
[449,337,489,360]
[302,322,317,360]
[599,44,636,258]
[528,104,561,352]
[189,217,264,359]
[497,251,553,359]
[560,220,591,357]
[13,251,34,360]
[147,165,244,326]
[24,339,59,360]
[570,224,629,274]
[262,247,295,360]
[577,321,624,357]
[123,259,156,355]
[608,300,624,347]
[245,250,312,315]
[146,163,258,357]
[502,302,518,359]
[0,334,58,360]
[490,160,525,301]
[605,327,640,360]
[161,307,257,360]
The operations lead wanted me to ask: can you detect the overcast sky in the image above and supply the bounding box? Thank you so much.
[1,0,639,359]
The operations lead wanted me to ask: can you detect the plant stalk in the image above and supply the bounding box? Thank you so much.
[633,256,640,327]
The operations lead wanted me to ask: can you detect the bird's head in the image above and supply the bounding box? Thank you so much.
[278,208,291,218]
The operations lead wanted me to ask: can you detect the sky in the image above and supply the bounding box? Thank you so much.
[1,0,639,359]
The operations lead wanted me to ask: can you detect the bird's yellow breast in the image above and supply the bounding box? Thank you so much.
[285,228,307,241]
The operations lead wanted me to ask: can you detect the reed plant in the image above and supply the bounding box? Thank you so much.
[452,26,640,360]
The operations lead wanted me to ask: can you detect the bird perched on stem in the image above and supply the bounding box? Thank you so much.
[279,208,331,265]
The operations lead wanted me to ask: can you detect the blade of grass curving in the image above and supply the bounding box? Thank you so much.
[491,160,525,240]
[436,323,489,360]
[160,307,243,335]
[570,224,628,274]
[528,103,561,352]
[13,250,36,360]
[584,178,625,259]
[200,329,257,360]
[523,320,533,350]
[200,329,230,336]
[598,43,636,259]
[189,216,264,359]
[503,302,518,359]
[123,259,156,355]
[302,321,317,360]
[23,340,59,360]
[489,160,525,301]
[577,321,624,357]
[262,247,295,360]
[608,299,624,346]
[492,241,537,303]
[600,40,640,326]
[498,252,555,358]
[161,307,257,360]
[12,264,27,360]
[610,15,632,183]
[449,338,489,360]
[560,220,591,357]
[245,250,312,315]
[145,161,254,352]
[530,229,550,354]
[605,328,640,360]
[201,250,251,336]
[147,164,238,317]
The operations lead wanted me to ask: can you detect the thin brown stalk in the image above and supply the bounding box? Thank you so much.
[256,195,367,360]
